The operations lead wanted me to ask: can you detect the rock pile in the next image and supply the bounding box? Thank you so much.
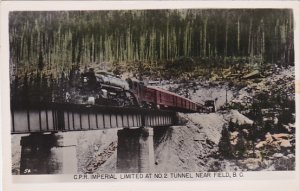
[231,66,295,107]
[253,131,295,171]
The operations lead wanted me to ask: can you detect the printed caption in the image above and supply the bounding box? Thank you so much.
[73,172,244,181]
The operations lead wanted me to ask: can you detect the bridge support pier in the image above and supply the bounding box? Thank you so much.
[20,133,77,174]
[117,127,154,173]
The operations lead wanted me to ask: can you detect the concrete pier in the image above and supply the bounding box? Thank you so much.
[117,127,154,173]
[20,133,77,174]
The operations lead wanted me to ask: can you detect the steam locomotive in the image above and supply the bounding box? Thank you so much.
[74,68,215,113]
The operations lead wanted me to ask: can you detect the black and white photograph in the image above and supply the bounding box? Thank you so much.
[0,1,299,191]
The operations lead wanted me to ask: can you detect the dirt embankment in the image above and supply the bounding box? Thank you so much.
[153,113,225,172]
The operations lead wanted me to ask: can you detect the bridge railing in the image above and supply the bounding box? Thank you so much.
[11,103,178,134]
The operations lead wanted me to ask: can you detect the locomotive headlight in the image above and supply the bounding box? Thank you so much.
[83,77,88,83]
[88,97,95,105]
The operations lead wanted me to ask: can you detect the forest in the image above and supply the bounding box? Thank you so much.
[9,9,294,77]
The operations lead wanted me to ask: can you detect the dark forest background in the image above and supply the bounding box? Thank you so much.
[9,9,295,106]
[9,9,294,77]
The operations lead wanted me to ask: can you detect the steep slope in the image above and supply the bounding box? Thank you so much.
[154,113,226,172]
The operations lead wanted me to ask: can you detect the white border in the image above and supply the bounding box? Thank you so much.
[1,1,300,191]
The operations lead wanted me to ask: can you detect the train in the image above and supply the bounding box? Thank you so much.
[73,68,215,113]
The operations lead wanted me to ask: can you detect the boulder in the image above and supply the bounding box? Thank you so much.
[230,131,239,139]
[287,154,295,159]
[254,150,263,160]
[265,133,273,143]
[263,159,273,165]
[272,133,290,140]
[280,140,292,148]
[273,153,284,158]
[230,131,239,145]
[256,141,267,149]
[282,124,291,132]
[239,158,261,171]
[242,129,249,136]
[246,163,260,171]
[288,123,295,129]
[273,117,278,125]
[288,123,295,132]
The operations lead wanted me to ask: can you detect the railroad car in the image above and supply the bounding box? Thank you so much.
[130,80,198,112]
[148,86,198,112]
